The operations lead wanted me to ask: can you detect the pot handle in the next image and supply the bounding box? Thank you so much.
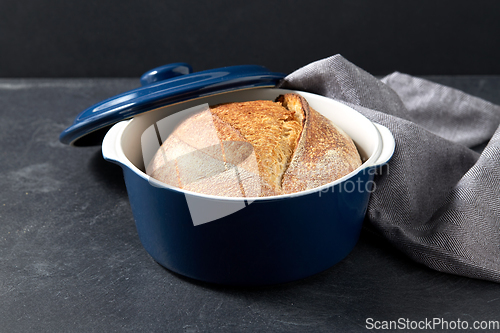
[101,121,129,167]
[371,123,395,167]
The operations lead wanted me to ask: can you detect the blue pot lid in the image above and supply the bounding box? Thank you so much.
[60,62,286,146]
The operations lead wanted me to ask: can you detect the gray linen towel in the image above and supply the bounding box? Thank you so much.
[279,54,500,283]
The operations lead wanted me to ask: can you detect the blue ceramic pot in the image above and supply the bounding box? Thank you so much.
[101,87,395,285]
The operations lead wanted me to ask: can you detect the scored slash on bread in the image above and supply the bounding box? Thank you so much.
[146,93,362,197]
[278,94,362,194]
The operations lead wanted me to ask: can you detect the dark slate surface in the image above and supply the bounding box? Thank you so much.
[1,77,500,332]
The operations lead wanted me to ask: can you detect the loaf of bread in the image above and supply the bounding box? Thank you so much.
[146,93,362,197]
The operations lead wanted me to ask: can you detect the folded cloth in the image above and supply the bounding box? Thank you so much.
[279,54,500,283]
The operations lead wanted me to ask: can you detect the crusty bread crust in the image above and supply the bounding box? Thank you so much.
[210,100,302,196]
[146,108,261,197]
[146,94,362,197]
[278,94,362,194]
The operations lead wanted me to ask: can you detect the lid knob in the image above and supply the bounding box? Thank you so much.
[140,63,193,86]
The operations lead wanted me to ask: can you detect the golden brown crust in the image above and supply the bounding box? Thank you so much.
[146,94,362,197]
[209,100,302,195]
[146,107,263,197]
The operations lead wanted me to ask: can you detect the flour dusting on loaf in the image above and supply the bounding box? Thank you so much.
[146,93,362,197]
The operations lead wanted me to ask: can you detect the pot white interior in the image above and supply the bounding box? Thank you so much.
[103,88,392,200]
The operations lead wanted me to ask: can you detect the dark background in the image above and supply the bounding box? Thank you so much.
[1,0,499,78]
